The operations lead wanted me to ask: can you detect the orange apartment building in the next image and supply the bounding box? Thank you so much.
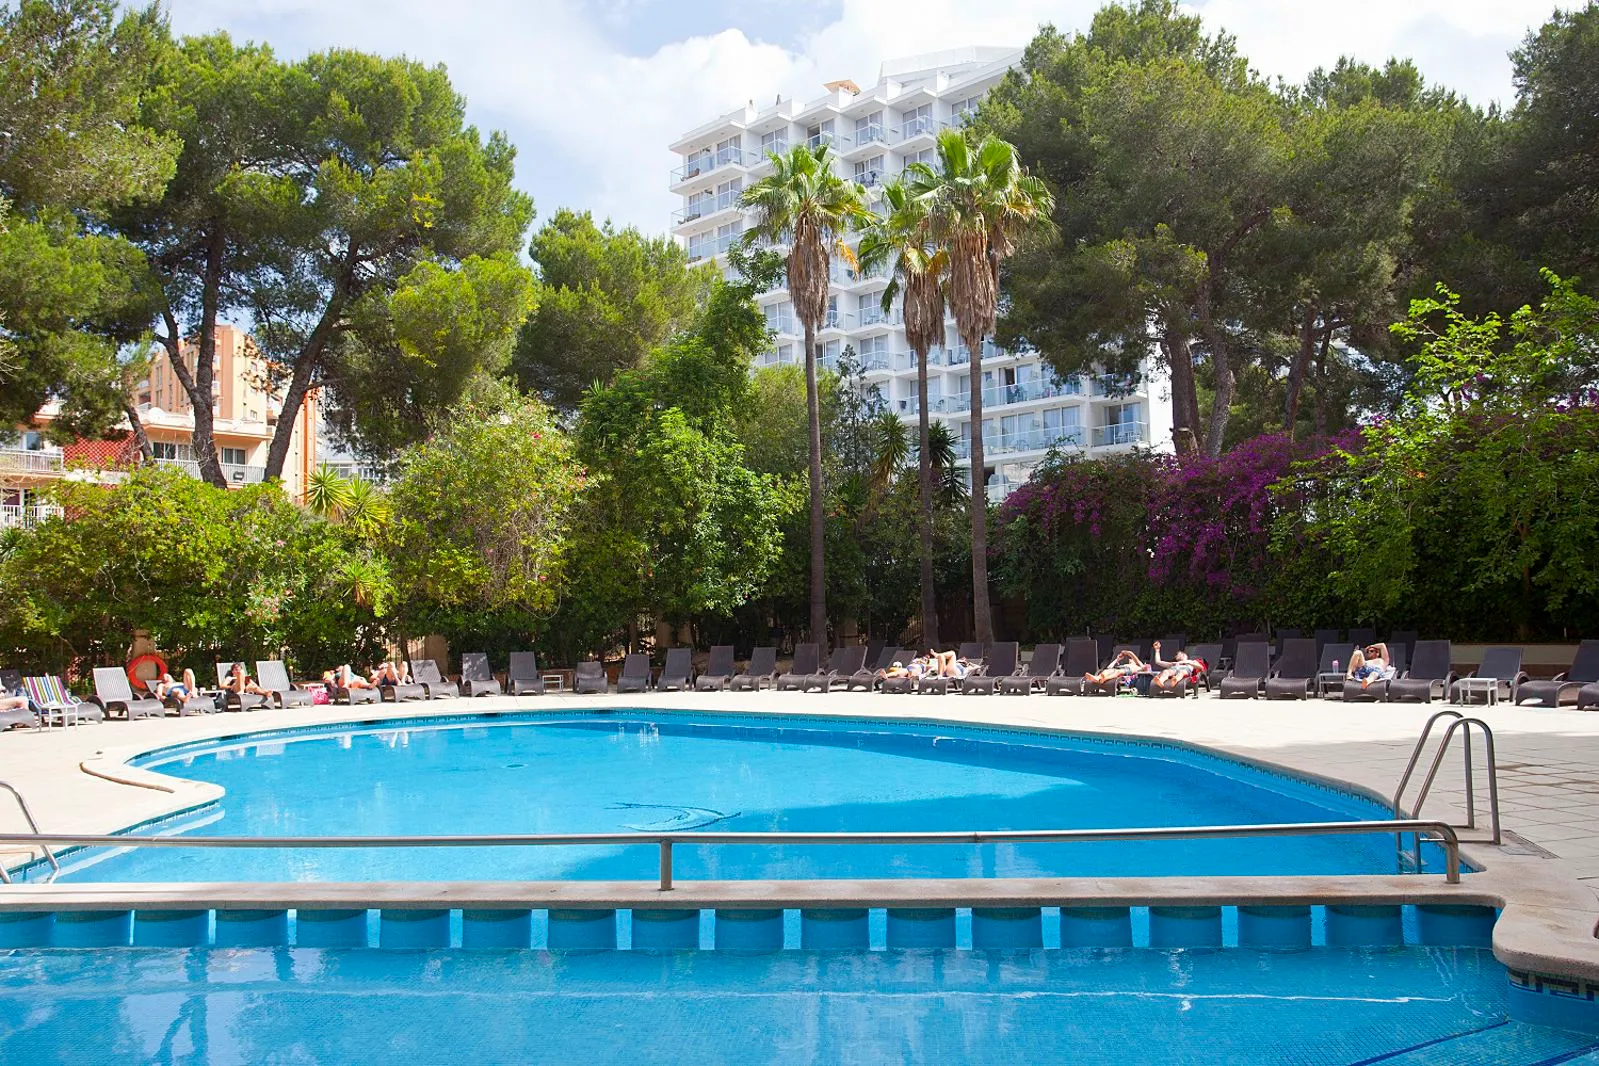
[1,324,320,528]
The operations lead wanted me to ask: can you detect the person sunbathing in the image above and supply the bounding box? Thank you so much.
[326,664,377,690]
[154,669,200,702]
[369,660,410,687]
[1346,643,1394,688]
[1150,643,1206,690]
[1086,649,1145,685]
[221,662,269,696]
[929,649,977,679]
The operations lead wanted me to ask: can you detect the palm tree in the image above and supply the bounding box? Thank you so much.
[908,129,1054,644]
[858,179,948,646]
[741,143,869,644]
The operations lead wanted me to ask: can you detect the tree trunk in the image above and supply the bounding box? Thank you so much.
[1160,329,1201,454]
[123,405,153,464]
[1312,324,1332,437]
[264,251,357,480]
[1283,302,1318,440]
[182,230,228,487]
[967,335,994,645]
[916,344,938,648]
[1195,271,1233,458]
[803,320,828,645]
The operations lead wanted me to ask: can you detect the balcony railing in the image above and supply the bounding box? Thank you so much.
[321,462,390,484]
[0,449,65,475]
[673,189,741,225]
[1092,373,1140,397]
[671,146,745,184]
[806,132,835,150]
[0,504,63,529]
[899,115,949,140]
[856,305,901,328]
[934,395,970,414]
[152,457,267,484]
[953,427,1084,459]
[687,231,744,263]
[1093,421,1146,447]
[859,357,891,373]
[753,140,788,163]
[764,315,794,335]
[982,376,1084,408]
[854,168,884,188]
[849,124,894,148]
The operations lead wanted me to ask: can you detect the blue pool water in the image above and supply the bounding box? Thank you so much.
[1,946,1595,1065]
[59,712,1441,882]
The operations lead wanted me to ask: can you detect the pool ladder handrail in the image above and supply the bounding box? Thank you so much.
[0,781,58,884]
[0,818,1465,888]
[1392,710,1501,870]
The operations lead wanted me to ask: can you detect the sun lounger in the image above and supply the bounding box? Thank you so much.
[1045,638,1101,696]
[1386,640,1454,703]
[804,644,866,692]
[695,646,737,691]
[380,671,429,702]
[729,647,779,692]
[657,648,694,692]
[409,660,459,700]
[1264,638,1318,700]
[90,667,165,720]
[326,670,381,705]
[615,653,652,694]
[215,662,267,711]
[1577,682,1599,710]
[1149,642,1217,700]
[507,652,545,695]
[1387,630,1418,662]
[880,653,922,694]
[997,643,1059,695]
[0,671,33,729]
[1187,644,1223,693]
[1450,646,1528,704]
[21,675,103,725]
[457,652,503,697]
[965,642,1020,694]
[848,646,900,691]
[775,644,819,691]
[1218,642,1270,699]
[1313,629,1340,657]
[256,661,316,708]
[574,661,608,694]
[1516,639,1599,707]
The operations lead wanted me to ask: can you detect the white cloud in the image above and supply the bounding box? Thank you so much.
[164,0,1576,236]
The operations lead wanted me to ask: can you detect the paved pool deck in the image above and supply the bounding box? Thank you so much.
[1,688,1597,979]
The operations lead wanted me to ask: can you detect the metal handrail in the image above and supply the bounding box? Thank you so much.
[0,782,59,884]
[0,819,1463,890]
[1393,710,1501,844]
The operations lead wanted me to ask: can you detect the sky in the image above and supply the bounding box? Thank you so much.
[161,0,1578,238]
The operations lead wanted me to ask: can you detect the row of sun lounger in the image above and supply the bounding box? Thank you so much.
[9,638,1599,728]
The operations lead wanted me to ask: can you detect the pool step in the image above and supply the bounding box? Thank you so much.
[1361,1020,1598,1064]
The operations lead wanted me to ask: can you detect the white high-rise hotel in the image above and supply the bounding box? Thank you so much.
[670,48,1174,500]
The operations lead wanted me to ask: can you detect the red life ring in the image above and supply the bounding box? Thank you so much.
[127,653,168,690]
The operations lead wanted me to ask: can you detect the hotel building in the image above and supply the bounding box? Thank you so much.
[669,48,1173,500]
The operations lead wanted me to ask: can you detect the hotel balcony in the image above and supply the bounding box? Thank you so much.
[1092,421,1146,448]
[898,115,952,143]
[841,125,895,156]
[152,457,267,484]
[672,189,743,229]
[0,448,66,477]
[686,231,744,264]
[0,503,63,529]
[670,146,745,190]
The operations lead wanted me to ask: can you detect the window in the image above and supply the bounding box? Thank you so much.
[806,120,834,148]
[152,441,179,460]
[777,343,793,363]
[901,103,932,132]
[854,155,885,186]
[20,431,43,451]
[714,136,741,166]
[221,447,247,466]
[760,129,787,156]
[854,111,885,145]
[951,96,982,125]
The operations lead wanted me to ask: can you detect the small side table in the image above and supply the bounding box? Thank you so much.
[540,672,568,694]
[1457,676,1499,705]
[1316,672,1346,699]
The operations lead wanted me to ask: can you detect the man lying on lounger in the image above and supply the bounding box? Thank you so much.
[1085,649,1145,685]
[222,662,270,697]
[1346,643,1394,689]
[155,669,200,701]
[1150,642,1206,691]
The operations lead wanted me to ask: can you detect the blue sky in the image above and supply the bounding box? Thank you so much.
[161,0,1576,239]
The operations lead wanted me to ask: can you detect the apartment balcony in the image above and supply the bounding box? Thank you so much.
[321,461,390,483]
[749,140,788,170]
[0,448,66,477]
[1091,373,1141,398]
[982,376,1085,408]
[933,395,970,414]
[899,115,951,142]
[0,503,63,529]
[806,132,835,150]
[686,231,744,264]
[986,477,1021,504]
[952,427,1084,459]
[764,316,795,336]
[670,146,745,188]
[1092,421,1146,448]
[859,356,892,374]
[152,457,267,484]
[672,189,742,227]
[845,124,895,152]
[853,167,886,188]
[855,305,902,329]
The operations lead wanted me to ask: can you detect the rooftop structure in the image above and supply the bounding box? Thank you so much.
[669,50,1174,501]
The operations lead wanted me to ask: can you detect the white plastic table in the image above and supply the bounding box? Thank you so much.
[540,672,567,694]
[1457,676,1500,705]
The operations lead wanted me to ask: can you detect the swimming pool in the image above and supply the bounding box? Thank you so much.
[62,712,1442,882]
[2,945,1595,1064]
